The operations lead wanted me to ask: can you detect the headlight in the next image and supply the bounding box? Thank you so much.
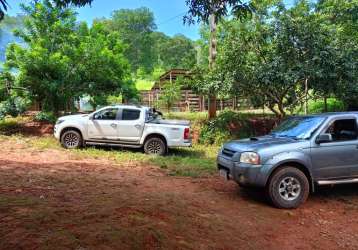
[240,152,260,165]
[56,119,65,125]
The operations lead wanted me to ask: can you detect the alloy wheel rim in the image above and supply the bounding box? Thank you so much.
[147,140,162,154]
[278,177,301,201]
[64,133,79,148]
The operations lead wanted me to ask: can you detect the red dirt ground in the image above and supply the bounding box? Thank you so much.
[1,139,358,249]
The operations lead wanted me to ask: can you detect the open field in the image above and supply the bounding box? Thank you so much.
[1,135,358,249]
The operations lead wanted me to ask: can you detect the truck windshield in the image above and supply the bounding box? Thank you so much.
[271,116,325,140]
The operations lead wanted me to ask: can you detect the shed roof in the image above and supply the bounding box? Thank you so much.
[152,69,194,90]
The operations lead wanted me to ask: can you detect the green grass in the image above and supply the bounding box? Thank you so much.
[165,112,208,123]
[2,135,220,177]
[135,79,154,91]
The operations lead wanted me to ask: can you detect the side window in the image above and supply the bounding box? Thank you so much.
[122,109,141,121]
[93,108,118,120]
[324,119,358,141]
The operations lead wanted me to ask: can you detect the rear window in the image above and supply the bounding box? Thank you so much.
[122,109,141,120]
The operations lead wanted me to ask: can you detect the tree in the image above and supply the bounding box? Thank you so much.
[184,0,254,119]
[212,0,352,118]
[97,7,157,74]
[158,80,181,112]
[6,0,132,113]
[152,33,197,70]
[0,0,93,20]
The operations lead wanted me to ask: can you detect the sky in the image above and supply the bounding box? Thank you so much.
[6,0,201,40]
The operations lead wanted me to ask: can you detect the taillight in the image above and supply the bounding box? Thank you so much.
[184,128,190,140]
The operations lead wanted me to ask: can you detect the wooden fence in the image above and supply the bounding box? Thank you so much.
[139,90,238,112]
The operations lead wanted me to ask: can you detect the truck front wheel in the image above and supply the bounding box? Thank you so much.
[267,167,309,209]
[144,137,166,156]
[61,130,83,149]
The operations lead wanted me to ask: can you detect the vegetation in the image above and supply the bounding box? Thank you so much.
[157,81,181,112]
[0,0,93,20]
[95,7,197,75]
[5,1,133,114]
[185,0,254,119]
[195,0,357,118]
[199,110,276,145]
[1,134,218,177]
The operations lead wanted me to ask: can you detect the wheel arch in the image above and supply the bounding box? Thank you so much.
[266,161,315,193]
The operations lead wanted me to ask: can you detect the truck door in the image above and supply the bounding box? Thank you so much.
[87,108,120,140]
[117,108,144,144]
[311,117,358,179]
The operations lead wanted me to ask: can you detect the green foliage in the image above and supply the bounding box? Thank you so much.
[204,0,358,117]
[0,97,27,119]
[34,111,57,124]
[0,0,93,20]
[151,33,197,70]
[306,99,345,114]
[157,80,181,111]
[199,110,253,145]
[97,9,197,75]
[6,0,133,113]
[184,0,254,25]
[96,7,156,74]
[135,79,154,91]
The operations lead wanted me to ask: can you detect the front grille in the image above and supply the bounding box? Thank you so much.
[222,148,236,158]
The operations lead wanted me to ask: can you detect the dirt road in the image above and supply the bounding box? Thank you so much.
[1,139,358,250]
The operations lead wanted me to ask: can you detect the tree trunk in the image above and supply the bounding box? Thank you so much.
[277,101,286,118]
[208,14,218,119]
[268,105,281,118]
[304,78,308,115]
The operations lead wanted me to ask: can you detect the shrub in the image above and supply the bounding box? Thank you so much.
[308,98,345,113]
[0,97,30,119]
[34,111,57,124]
[199,110,277,145]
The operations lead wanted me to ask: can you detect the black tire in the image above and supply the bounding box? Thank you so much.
[61,130,83,149]
[267,167,309,209]
[144,137,166,156]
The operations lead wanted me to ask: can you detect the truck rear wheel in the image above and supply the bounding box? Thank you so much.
[144,137,166,156]
[61,130,83,149]
[267,167,309,209]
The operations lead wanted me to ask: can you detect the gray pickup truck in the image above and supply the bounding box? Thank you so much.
[217,112,358,208]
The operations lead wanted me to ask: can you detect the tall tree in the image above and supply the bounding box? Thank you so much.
[184,0,253,119]
[97,7,157,74]
[6,0,132,113]
[152,33,197,70]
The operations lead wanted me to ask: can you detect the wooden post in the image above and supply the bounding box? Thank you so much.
[304,78,308,115]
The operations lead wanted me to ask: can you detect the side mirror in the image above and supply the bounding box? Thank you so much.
[316,133,333,144]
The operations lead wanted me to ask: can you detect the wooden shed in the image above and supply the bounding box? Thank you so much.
[140,69,237,112]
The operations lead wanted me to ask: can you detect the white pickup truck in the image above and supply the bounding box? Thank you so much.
[54,105,192,155]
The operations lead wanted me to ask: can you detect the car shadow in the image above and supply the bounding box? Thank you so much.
[313,183,358,201]
[236,183,358,208]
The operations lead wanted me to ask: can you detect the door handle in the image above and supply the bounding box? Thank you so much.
[135,124,142,129]
[110,123,117,128]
